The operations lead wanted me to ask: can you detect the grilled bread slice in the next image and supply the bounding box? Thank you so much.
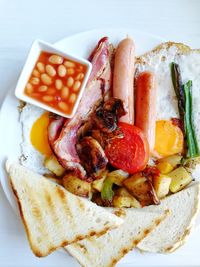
[6,160,123,257]
[66,208,169,267]
[137,182,200,253]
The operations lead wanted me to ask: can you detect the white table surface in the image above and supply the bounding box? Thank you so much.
[0,0,200,266]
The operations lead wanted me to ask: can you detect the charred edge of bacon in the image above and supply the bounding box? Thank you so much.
[88,37,109,62]
[88,37,109,83]
[76,136,108,180]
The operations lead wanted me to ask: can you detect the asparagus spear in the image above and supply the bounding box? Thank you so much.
[171,62,199,158]
[183,81,199,157]
[171,62,185,134]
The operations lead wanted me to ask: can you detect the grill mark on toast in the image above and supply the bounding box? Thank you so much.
[9,179,49,257]
[108,211,169,267]
[55,186,76,232]
[56,186,73,219]
[56,186,66,200]
[24,182,53,254]
[44,187,66,237]
[76,197,85,211]
[133,238,140,246]
[114,209,126,218]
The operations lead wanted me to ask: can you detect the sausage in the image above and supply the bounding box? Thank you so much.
[135,71,157,151]
[113,38,135,124]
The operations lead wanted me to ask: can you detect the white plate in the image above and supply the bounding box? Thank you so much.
[2,28,193,266]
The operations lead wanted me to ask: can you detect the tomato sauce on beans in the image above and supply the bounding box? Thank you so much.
[24,52,87,115]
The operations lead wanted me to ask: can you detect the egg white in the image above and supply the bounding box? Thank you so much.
[20,103,51,174]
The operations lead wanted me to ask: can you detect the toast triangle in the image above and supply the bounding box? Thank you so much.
[66,208,169,267]
[5,160,123,257]
[137,183,200,253]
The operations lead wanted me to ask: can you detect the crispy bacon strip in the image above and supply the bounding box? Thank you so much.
[88,37,109,82]
[48,37,112,178]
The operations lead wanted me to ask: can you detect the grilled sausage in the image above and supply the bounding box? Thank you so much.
[135,71,157,151]
[113,38,135,124]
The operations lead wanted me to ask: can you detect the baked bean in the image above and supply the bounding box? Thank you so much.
[77,65,83,72]
[61,87,69,99]
[30,77,40,85]
[37,62,45,73]
[67,77,74,87]
[41,73,52,85]
[58,65,67,77]
[32,93,40,98]
[43,95,54,102]
[69,93,76,104]
[55,79,63,90]
[64,60,75,68]
[25,51,87,115]
[25,83,33,94]
[75,73,84,80]
[46,65,56,77]
[58,102,68,112]
[73,81,81,92]
[49,55,63,64]
[33,69,40,78]
[38,85,48,92]
[67,68,75,75]
[47,88,56,95]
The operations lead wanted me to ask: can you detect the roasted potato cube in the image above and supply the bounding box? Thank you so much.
[157,155,182,169]
[92,177,106,192]
[168,166,192,193]
[44,155,65,176]
[113,196,132,208]
[92,170,108,192]
[123,173,160,206]
[91,193,113,207]
[153,174,171,198]
[115,188,141,208]
[115,187,133,197]
[107,170,129,186]
[63,174,91,197]
[156,162,173,174]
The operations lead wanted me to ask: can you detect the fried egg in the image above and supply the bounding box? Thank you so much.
[20,104,52,174]
[136,43,200,179]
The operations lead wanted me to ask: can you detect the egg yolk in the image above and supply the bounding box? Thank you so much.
[30,112,52,157]
[154,120,184,157]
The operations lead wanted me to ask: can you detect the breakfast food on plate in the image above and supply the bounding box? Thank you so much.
[66,183,199,267]
[25,51,88,116]
[6,160,123,257]
[113,38,135,124]
[20,104,52,174]
[47,37,113,178]
[66,208,169,267]
[135,71,157,151]
[8,35,200,265]
[138,182,200,253]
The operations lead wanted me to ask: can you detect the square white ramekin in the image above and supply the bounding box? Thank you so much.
[15,39,92,118]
